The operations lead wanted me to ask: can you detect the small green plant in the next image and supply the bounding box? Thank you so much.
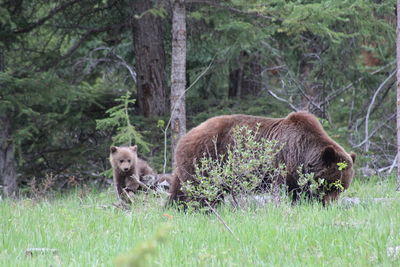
[337,161,348,171]
[96,91,149,151]
[328,179,345,192]
[297,166,326,200]
[156,120,165,129]
[114,224,171,267]
[327,162,347,192]
[182,125,287,210]
[297,161,348,200]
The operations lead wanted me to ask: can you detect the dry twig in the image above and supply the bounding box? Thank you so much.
[204,200,240,242]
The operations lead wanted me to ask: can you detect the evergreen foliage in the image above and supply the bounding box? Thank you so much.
[0,71,108,182]
[96,91,150,151]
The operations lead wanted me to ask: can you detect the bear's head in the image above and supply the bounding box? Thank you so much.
[110,146,138,173]
[307,145,356,203]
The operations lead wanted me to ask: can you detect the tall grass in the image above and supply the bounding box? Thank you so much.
[1,176,400,266]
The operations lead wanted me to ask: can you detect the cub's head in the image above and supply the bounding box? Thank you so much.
[110,146,138,173]
[307,146,356,204]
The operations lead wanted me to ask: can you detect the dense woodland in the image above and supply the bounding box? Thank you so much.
[0,0,397,198]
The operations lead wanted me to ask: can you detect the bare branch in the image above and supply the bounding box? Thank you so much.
[130,174,152,192]
[377,154,398,174]
[388,153,398,174]
[122,188,135,204]
[78,46,137,83]
[296,83,324,113]
[204,200,240,242]
[265,89,299,112]
[129,174,170,198]
[363,71,396,152]
[323,61,395,105]
[353,113,395,148]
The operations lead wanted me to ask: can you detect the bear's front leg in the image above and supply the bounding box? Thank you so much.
[113,172,126,202]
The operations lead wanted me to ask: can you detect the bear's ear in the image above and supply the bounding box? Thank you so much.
[350,152,356,163]
[110,146,118,153]
[130,145,137,153]
[322,146,337,166]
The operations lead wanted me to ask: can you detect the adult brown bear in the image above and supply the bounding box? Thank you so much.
[169,112,356,204]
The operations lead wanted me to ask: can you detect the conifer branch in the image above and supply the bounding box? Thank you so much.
[14,0,82,34]
[187,0,277,21]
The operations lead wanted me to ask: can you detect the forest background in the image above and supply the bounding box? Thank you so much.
[0,0,397,197]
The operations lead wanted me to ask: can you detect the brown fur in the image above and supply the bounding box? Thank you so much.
[109,145,156,201]
[170,112,356,204]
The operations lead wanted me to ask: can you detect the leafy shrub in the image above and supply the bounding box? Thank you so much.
[182,125,287,210]
[296,166,325,200]
[296,162,347,201]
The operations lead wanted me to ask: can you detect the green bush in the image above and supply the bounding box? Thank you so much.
[296,163,347,201]
[182,125,286,210]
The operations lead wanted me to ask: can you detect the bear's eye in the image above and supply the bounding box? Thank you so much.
[128,160,131,163]
[119,160,124,163]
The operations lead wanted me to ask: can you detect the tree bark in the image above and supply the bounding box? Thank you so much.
[0,115,17,198]
[170,0,187,167]
[131,0,167,117]
[396,0,400,190]
[0,50,18,197]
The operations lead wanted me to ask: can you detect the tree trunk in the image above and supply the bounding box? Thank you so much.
[0,50,4,72]
[0,115,17,198]
[396,0,400,190]
[0,48,17,197]
[131,0,167,117]
[170,0,187,167]
[228,51,262,98]
[228,68,243,98]
[0,50,17,197]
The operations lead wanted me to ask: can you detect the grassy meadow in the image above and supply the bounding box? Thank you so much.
[1,176,400,267]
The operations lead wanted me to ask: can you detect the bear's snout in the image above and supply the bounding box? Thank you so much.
[119,162,131,172]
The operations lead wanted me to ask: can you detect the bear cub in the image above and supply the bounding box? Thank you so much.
[110,145,155,202]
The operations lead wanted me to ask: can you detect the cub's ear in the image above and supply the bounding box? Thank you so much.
[322,146,337,166]
[130,145,138,153]
[110,146,118,153]
[350,152,356,163]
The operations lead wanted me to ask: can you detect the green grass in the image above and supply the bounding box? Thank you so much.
[1,176,400,267]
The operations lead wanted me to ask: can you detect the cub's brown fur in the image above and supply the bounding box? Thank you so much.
[170,112,356,204]
[110,145,155,201]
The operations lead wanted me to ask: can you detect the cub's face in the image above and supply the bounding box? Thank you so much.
[110,146,138,173]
